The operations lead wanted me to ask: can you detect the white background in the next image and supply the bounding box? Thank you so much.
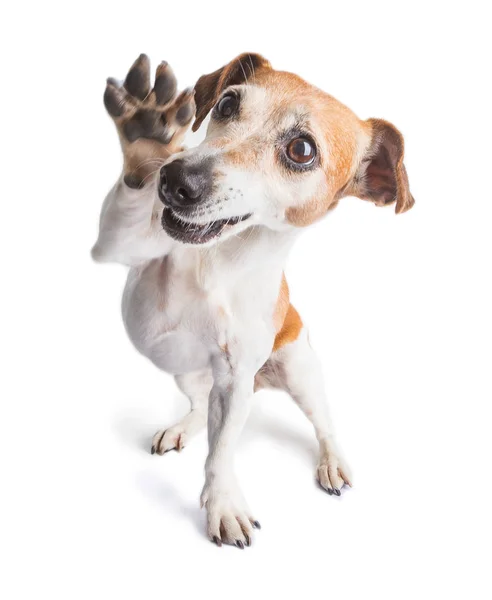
[1,1,491,598]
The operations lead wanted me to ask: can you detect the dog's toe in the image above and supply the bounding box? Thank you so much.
[203,488,258,549]
[154,61,178,106]
[124,53,151,100]
[316,451,352,497]
[151,428,186,455]
[173,88,195,126]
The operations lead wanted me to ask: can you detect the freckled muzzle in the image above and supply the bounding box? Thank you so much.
[158,158,251,244]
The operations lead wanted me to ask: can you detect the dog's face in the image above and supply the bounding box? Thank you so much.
[159,54,415,245]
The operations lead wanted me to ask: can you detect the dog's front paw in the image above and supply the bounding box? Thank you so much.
[316,443,352,496]
[151,426,186,455]
[103,54,195,187]
[201,483,260,549]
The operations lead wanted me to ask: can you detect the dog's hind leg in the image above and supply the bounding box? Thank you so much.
[151,369,212,455]
[257,326,352,495]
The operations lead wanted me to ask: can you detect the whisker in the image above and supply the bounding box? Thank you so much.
[238,59,248,85]
[248,54,256,85]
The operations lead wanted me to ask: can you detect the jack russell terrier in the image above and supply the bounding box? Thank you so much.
[92,52,415,548]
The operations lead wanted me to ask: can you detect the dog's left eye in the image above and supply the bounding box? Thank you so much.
[217,94,239,118]
[286,137,316,165]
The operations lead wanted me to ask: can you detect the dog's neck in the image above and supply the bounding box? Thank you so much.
[169,225,299,293]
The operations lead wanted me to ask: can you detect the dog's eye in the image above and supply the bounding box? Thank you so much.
[217,94,239,118]
[286,137,316,165]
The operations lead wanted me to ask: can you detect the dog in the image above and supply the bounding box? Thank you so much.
[92,52,414,548]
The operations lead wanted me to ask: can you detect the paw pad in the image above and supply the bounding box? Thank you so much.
[124,53,151,100]
[104,54,195,145]
[154,61,177,106]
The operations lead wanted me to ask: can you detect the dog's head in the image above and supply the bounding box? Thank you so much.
[159,53,415,245]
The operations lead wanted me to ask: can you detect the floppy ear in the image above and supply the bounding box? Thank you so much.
[345,118,415,214]
[192,52,271,132]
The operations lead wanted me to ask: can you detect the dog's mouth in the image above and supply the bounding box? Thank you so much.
[161,208,252,244]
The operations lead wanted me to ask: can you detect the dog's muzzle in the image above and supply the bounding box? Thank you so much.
[158,157,251,245]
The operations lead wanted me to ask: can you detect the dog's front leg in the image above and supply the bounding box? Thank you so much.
[201,342,269,548]
[92,54,194,266]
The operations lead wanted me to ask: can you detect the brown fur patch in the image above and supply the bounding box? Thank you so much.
[341,118,415,214]
[223,142,262,168]
[273,303,303,352]
[250,70,362,227]
[192,53,272,132]
[273,274,290,331]
[247,70,413,223]
[272,274,302,352]
[285,192,339,227]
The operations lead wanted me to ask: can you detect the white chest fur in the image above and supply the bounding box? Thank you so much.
[120,228,293,375]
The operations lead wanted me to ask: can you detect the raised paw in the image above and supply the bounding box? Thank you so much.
[201,485,260,549]
[103,54,195,186]
[316,446,352,496]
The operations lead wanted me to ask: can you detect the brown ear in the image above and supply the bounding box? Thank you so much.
[346,118,415,214]
[192,52,271,132]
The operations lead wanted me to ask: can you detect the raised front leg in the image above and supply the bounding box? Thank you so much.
[92,55,195,265]
[201,334,271,548]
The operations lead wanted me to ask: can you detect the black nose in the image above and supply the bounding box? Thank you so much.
[159,160,207,209]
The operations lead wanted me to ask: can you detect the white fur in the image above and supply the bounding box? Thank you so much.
[92,81,351,545]
[92,171,349,545]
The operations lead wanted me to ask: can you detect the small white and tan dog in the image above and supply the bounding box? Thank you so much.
[92,53,414,548]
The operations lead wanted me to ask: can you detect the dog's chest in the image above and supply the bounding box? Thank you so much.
[120,238,284,374]
[121,253,233,373]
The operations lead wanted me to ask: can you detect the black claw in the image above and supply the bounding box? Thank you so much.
[236,540,244,549]
[253,521,261,530]
[333,488,341,496]
[244,534,251,547]
[150,446,156,455]
[212,536,222,547]
[124,54,151,100]
[326,488,333,495]
[154,62,177,105]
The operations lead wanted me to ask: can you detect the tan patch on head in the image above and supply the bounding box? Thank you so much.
[272,274,302,352]
[251,70,364,228]
[207,137,230,150]
[223,142,262,168]
[285,188,339,226]
[192,53,272,131]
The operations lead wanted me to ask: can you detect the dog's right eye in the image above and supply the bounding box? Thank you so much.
[216,94,239,118]
[286,137,316,165]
